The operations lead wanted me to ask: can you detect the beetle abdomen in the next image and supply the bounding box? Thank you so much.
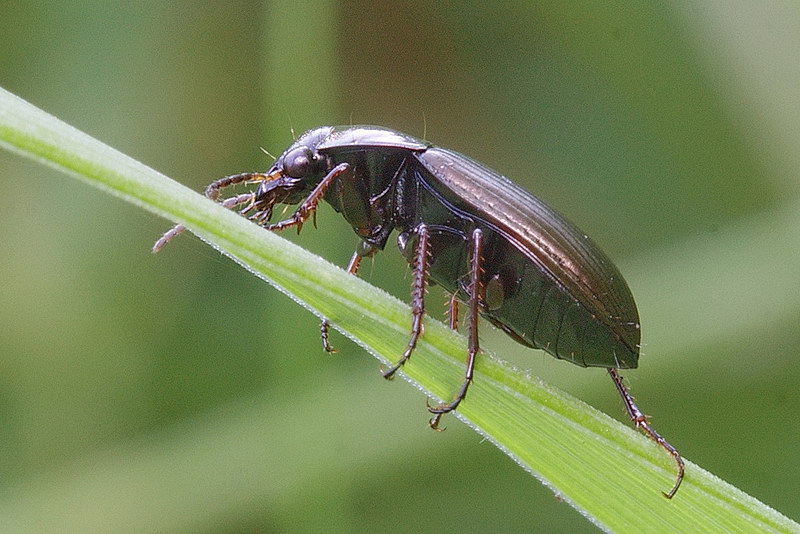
[485,266,638,368]
[415,148,640,369]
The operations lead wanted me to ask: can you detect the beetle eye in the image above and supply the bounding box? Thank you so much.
[283,147,314,178]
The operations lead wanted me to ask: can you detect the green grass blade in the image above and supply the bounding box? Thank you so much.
[1,86,797,533]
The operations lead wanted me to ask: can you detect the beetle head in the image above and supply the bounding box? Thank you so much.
[253,127,334,220]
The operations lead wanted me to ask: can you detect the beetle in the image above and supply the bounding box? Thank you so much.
[154,125,684,498]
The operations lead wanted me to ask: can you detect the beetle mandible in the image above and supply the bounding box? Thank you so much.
[154,125,684,498]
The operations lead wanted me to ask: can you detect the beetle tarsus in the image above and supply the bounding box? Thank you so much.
[429,413,446,431]
[608,368,685,499]
[320,320,337,353]
[427,377,472,415]
[318,250,366,353]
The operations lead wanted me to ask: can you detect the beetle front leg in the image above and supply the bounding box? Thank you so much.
[428,228,484,429]
[266,163,350,233]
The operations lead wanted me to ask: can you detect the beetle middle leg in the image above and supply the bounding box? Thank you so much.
[428,228,485,429]
[381,224,432,378]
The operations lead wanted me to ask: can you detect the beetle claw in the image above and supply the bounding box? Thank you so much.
[380,364,398,379]
[428,414,446,431]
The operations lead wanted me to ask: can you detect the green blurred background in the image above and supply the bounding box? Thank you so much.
[1,2,799,532]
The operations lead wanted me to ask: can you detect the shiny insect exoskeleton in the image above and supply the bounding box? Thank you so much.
[154,125,684,498]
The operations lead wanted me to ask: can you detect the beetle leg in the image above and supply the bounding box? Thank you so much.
[447,292,459,330]
[320,250,364,353]
[266,163,350,233]
[428,228,485,429]
[608,368,685,499]
[152,172,269,252]
[381,225,431,379]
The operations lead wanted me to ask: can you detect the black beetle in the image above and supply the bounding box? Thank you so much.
[154,125,684,498]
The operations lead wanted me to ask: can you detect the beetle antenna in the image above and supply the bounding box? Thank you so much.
[422,112,427,142]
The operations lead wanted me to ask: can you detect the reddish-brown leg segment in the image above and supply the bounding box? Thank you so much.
[382,224,432,378]
[608,368,685,499]
[447,292,459,330]
[428,228,485,429]
[265,163,350,233]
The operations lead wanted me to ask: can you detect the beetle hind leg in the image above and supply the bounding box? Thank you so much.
[608,368,685,498]
[428,228,485,429]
